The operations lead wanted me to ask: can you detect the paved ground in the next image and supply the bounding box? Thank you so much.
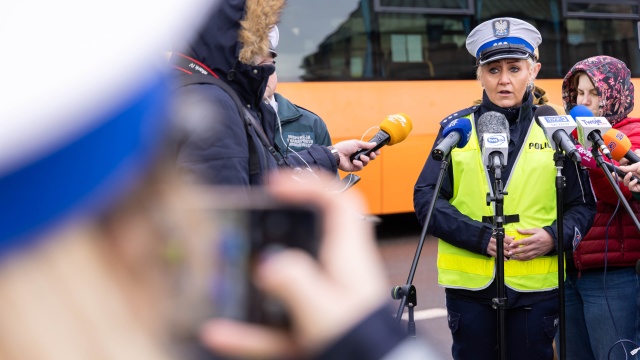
[375,214,453,359]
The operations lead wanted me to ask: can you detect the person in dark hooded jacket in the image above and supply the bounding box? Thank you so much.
[170,0,376,190]
[559,55,640,360]
[169,1,445,359]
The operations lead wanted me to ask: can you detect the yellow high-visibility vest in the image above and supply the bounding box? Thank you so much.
[437,114,561,291]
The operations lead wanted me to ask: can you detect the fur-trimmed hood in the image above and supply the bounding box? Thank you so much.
[562,55,634,124]
[177,0,286,106]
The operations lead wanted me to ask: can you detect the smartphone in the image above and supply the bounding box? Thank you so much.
[337,173,361,193]
[169,189,323,332]
[214,199,322,327]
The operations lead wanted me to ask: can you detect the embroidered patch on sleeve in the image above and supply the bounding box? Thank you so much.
[572,227,582,251]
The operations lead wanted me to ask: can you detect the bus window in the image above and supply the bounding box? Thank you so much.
[562,1,640,75]
[276,0,640,214]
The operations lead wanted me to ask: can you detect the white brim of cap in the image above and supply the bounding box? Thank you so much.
[0,0,213,175]
[0,0,219,249]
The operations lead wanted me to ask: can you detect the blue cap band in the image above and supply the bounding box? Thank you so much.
[0,73,171,256]
[476,37,534,58]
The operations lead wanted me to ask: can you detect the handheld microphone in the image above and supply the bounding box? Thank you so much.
[534,105,581,163]
[477,111,509,170]
[571,105,612,159]
[431,118,472,160]
[575,144,640,182]
[602,129,640,164]
[350,113,413,162]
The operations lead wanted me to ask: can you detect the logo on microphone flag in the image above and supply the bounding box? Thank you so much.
[487,134,507,145]
[541,115,572,125]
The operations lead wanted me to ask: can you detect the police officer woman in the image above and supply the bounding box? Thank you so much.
[413,18,595,360]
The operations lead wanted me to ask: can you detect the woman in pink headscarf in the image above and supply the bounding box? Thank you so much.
[560,55,640,360]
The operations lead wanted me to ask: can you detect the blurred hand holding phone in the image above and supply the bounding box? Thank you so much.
[214,191,322,327]
[169,186,323,337]
[194,173,391,359]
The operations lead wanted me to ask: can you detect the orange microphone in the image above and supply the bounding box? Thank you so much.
[350,113,413,162]
[602,129,640,163]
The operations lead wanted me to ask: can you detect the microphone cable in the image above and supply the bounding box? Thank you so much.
[601,171,639,359]
[330,126,380,194]
[269,98,320,182]
[361,126,381,141]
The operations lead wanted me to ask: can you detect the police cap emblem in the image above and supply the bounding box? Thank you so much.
[493,19,509,37]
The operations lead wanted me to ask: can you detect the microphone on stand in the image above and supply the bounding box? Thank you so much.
[350,113,413,162]
[477,111,509,171]
[571,105,613,159]
[431,118,473,160]
[534,105,581,163]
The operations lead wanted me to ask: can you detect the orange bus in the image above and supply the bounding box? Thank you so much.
[276,0,640,215]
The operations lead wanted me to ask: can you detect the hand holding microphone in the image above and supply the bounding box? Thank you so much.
[575,142,640,183]
[349,113,413,162]
[619,161,640,181]
[595,128,640,183]
[332,140,379,172]
[571,105,613,159]
[622,167,640,192]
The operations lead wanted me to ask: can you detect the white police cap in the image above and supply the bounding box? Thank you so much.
[0,0,217,252]
[466,17,541,65]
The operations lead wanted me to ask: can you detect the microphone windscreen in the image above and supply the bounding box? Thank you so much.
[603,129,632,161]
[442,118,473,148]
[575,144,597,169]
[477,111,509,143]
[569,105,593,119]
[380,113,413,145]
[533,104,558,119]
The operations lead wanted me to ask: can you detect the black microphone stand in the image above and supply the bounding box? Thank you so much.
[591,148,640,232]
[486,156,507,360]
[391,153,451,338]
[553,149,567,360]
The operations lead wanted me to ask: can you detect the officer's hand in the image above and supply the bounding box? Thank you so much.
[486,234,514,260]
[507,228,554,261]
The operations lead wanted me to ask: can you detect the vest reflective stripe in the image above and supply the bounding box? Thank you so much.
[437,114,560,291]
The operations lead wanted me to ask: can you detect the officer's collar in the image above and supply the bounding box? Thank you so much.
[481,90,533,124]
